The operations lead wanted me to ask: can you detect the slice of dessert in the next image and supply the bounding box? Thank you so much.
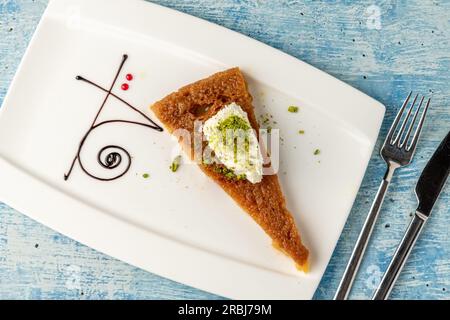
[151,68,309,270]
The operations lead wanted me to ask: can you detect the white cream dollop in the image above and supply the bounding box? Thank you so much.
[203,103,263,183]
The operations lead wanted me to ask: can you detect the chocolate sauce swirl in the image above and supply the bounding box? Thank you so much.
[64,54,163,181]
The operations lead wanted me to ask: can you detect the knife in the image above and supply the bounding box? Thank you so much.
[373,130,450,300]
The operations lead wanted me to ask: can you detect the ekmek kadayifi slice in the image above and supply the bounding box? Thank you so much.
[151,68,308,270]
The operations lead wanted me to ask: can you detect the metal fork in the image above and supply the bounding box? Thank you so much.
[334,92,431,300]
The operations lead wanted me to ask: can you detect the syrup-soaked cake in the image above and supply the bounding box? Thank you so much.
[151,68,309,270]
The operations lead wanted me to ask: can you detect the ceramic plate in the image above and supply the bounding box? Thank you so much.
[0,0,385,299]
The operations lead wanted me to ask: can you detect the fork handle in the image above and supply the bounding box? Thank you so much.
[334,164,396,300]
[372,212,427,300]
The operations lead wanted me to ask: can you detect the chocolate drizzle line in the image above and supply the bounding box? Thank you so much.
[64,54,163,182]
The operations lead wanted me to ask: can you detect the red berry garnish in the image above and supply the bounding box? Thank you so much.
[121,83,129,91]
[126,73,133,81]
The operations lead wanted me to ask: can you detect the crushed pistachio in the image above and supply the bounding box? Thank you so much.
[170,162,179,172]
[142,173,150,179]
[170,156,182,172]
[314,149,321,155]
[217,115,251,162]
[203,103,263,184]
[258,113,278,135]
[288,106,299,113]
[259,113,272,125]
[213,165,246,181]
[298,130,305,134]
[218,115,250,132]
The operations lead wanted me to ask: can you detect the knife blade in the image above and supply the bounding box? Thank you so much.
[415,130,450,217]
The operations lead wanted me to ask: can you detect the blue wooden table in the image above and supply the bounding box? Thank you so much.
[0,0,449,300]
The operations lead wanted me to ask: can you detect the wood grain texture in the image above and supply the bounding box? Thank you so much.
[0,0,448,300]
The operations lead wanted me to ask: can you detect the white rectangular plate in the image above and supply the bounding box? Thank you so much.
[0,0,384,299]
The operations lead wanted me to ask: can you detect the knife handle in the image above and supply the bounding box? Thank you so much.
[372,212,427,300]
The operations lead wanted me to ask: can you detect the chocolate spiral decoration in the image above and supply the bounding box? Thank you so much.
[64,54,163,182]
[98,146,125,170]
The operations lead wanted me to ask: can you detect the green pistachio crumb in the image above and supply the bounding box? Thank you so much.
[298,130,305,134]
[212,165,246,181]
[288,106,299,113]
[170,162,179,172]
[218,115,250,132]
[142,173,150,179]
[170,156,182,172]
[314,149,321,155]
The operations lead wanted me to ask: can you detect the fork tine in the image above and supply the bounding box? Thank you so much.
[394,93,419,146]
[401,96,424,148]
[407,97,431,152]
[387,91,412,144]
